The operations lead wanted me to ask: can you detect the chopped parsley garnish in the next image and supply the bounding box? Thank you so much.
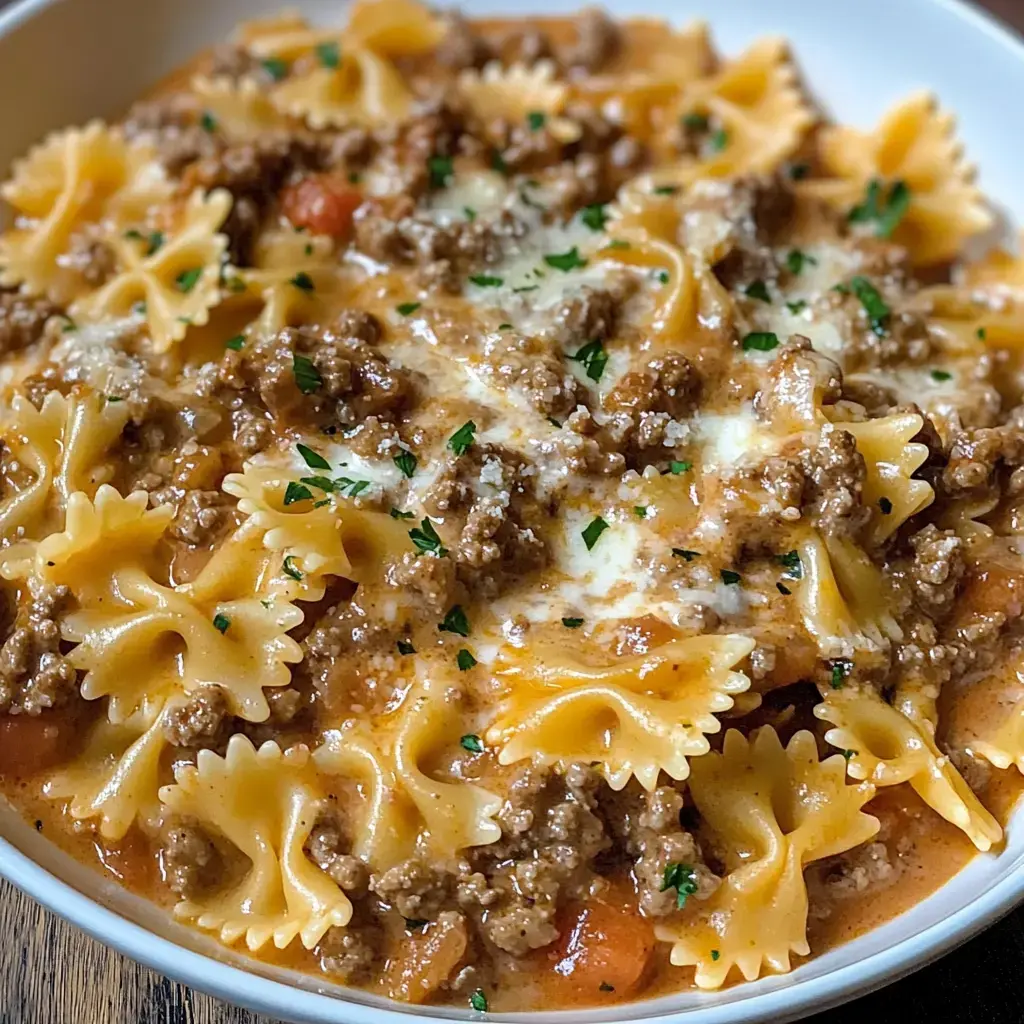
[469,274,504,287]
[212,613,231,634]
[512,284,538,293]
[776,550,803,579]
[581,516,609,551]
[302,474,336,493]
[843,749,857,761]
[785,249,818,275]
[290,271,315,292]
[396,302,421,316]
[397,639,416,655]
[225,334,245,351]
[460,733,484,752]
[136,230,164,255]
[297,443,330,471]
[606,239,630,249]
[831,658,853,689]
[409,518,447,556]
[599,981,615,992]
[428,155,454,189]
[776,582,792,595]
[390,508,415,520]
[261,57,289,81]
[681,111,709,132]
[316,40,341,68]
[786,299,808,314]
[710,949,721,962]
[977,327,987,340]
[720,569,742,585]
[526,110,546,130]
[105,395,123,403]
[788,162,810,181]
[470,989,488,1013]
[283,481,314,506]
[404,918,428,931]
[581,203,609,231]
[448,420,477,456]
[930,369,952,382]
[293,354,322,394]
[878,496,893,515]
[669,460,692,475]
[439,604,470,637]
[848,178,911,238]
[562,616,584,628]
[673,548,699,561]
[571,338,608,381]
[849,275,891,335]
[491,149,508,175]
[742,331,780,352]
[547,416,562,428]
[653,185,679,196]
[224,274,246,293]
[708,128,729,152]
[199,111,217,133]
[464,206,477,221]
[175,267,203,293]
[334,477,370,499]
[544,247,587,272]
[655,269,670,284]
[498,322,513,330]
[661,862,699,909]
[745,280,771,303]
[282,556,303,581]
[393,450,417,478]
[457,649,478,671]
[634,505,649,518]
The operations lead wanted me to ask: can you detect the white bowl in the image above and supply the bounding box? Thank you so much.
[1,0,1024,1020]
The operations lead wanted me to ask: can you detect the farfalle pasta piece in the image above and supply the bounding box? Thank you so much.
[796,532,902,653]
[486,635,754,791]
[656,728,878,988]
[316,674,502,868]
[71,188,231,352]
[0,389,129,562]
[841,413,933,544]
[912,285,1024,357]
[975,694,1024,776]
[962,232,1024,296]
[159,735,353,952]
[816,688,1002,851]
[799,92,991,265]
[191,76,289,141]
[44,705,167,840]
[0,121,172,302]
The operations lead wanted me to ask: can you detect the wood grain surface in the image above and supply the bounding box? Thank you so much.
[4,1,1024,1022]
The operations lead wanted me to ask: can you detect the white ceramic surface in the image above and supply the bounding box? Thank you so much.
[1,0,1023,1021]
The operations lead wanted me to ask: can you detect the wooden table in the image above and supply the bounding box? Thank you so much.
[5,0,1024,1020]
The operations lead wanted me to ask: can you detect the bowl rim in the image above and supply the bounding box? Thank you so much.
[2,0,1024,1020]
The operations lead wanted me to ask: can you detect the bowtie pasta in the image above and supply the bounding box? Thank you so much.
[0,0,1022,1013]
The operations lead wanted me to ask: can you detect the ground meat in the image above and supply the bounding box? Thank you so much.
[504,26,554,65]
[811,841,898,901]
[162,686,229,749]
[0,578,77,716]
[121,94,218,176]
[755,336,843,429]
[942,421,1024,494]
[170,489,229,547]
[0,291,59,355]
[160,820,220,898]
[905,524,965,618]
[317,922,382,983]
[480,332,580,420]
[550,276,636,348]
[385,551,457,614]
[373,856,453,920]
[560,6,620,71]
[800,425,870,539]
[205,43,274,84]
[306,816,369,895]
[63,229,117,288]
[542,142,647,218]
[435,12,494,69]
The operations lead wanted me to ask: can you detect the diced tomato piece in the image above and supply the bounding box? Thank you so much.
[281,173,362,239]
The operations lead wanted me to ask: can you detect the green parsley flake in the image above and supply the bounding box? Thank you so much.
[469,274,503,287]
[393,450,417,478]
[977,327,988,340]
[457,649,478,671]
[581,203,609,231]
[720,569,742,585]
[777,581,792,595]
[831,658,852,689]
[776,550,803,579]
[669,460,692,475]
[464,206,477,221]
[786,249,818,275]
[843,749,857,761]
[297,443,331,471]
[293,354,322,394]
[492,149,508,175]
[225,334,245,351]
[634,505,649,518]
[390,508,415,520]
[439,604,471,637]
[397,639,416,655]
[571,338,608,381]
[396,302,421,316]
[175,267,203,293]
[142,231,164,256]
[742,331,780,353]
[544,247,587,272]
[460,733,484,752]
[681,112,709,132]
[526,110,546,130]
[786,299,808,314]
[848,178,912,238]
[105,395,123,403]
[316,40,341,68]
[282,555,303,581]
[200,111,217,133]
[788,162,810,181]
[283,481,314,506]
[710,950,721,962]
[655,269,670,284]
[673,548,699,561]
[661,862,699,909]
[428,155,454,189]
[212,613,231,634]
[708,128,729,152]
[562,617,584,628]
[849,275,891,336]
[745,280,771,303]
[599,981,615,993]
[653,185,679,196]
[448,420,477,456]
[878,496,893,515]
[261,57,289,81]
[290,271,315,292]
[581,516,609,551]
[470,989,488,1013]
[606,239,630,250]
[931,369,952,382]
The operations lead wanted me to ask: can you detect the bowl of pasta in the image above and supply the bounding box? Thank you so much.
[1,0,1024,1020]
